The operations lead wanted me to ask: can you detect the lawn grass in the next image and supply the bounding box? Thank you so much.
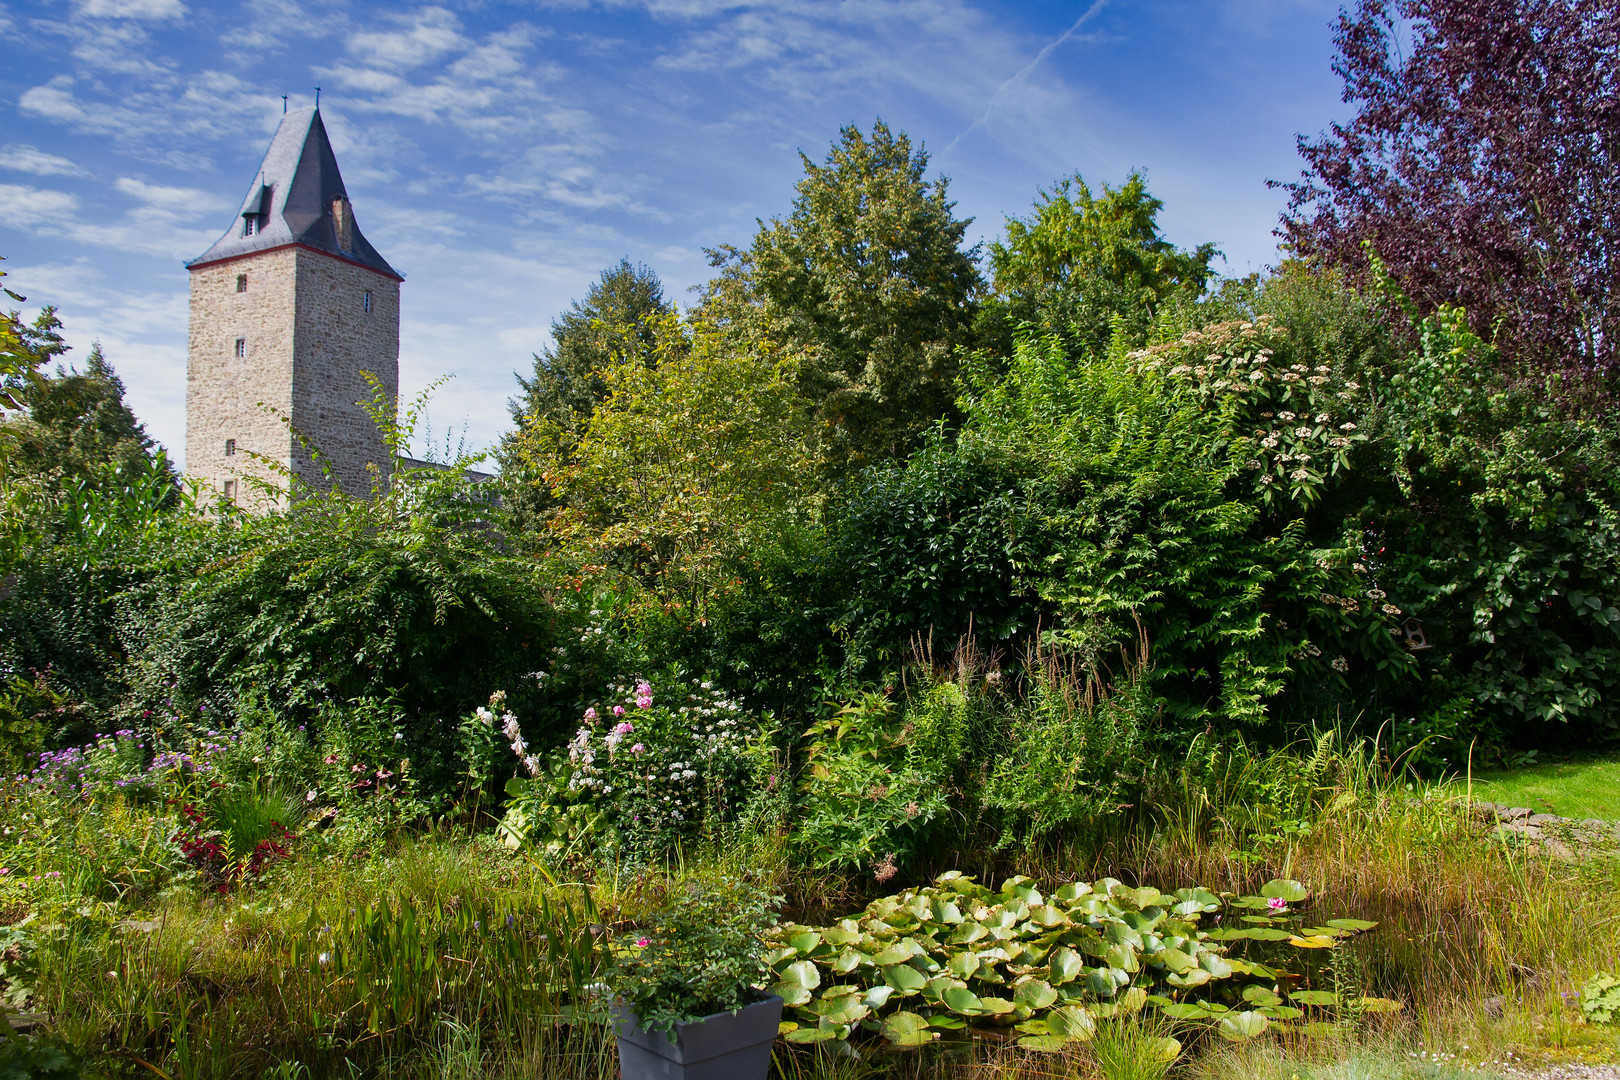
[1471,754,1620,819]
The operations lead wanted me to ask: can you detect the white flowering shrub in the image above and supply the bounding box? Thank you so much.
[1132,315,1368,509]
[498,675,773,860]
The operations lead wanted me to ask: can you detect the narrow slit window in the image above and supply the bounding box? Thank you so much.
[236,274,247,293]
[243,216,257,236]
[234,338,246,359]
[222,480,237,501]
[363,289,372,314]
[224,439,236,457]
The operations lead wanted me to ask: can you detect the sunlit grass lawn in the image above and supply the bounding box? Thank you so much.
[1472,754,1620,819]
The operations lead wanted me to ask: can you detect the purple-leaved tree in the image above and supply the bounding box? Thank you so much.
[1276,0,1620,393]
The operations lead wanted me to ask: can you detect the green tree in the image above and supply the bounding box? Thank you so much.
[500,261,673,532]
[5,343,172,488]
[508,259,673,435]
[522,312,816,621]
[981,173,1219,360]
[702,120,982,476]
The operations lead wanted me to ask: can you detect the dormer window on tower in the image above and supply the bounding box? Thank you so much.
[243,216,258,236]
[242,183,273,238]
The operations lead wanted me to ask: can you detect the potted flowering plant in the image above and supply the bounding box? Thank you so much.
[608,877,783,1080]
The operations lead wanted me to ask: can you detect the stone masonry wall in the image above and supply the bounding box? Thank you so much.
[289,250,400,498]
[186,248,298,511]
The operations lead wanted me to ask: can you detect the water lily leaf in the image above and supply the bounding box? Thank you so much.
[883,964,927,994]
[780,960,820,989]
[1115,986,1148,1016]
[1085,968,1119,996]
[1152,948,1195,974]
[1200,953,1233,978]
[1287,935,1338,949]
[1173,887,1221,914]
[948,921,989,945]
[1017,1034,1074,1051]
[1301,926,1353,938]
[948,951,980,979]
[1259,1005,1303,1020]
[778,1020,798,1035]
[1166,968,1211,989]
[1159,1002,1217,1020]
[1047,1005,1096,1041]
[1324,918,1378,932]
[928,1014,968,1030]
[1290,990,1339,1007]
[1261,879,1309,902]
[820,998,869,1026]
[881,1011,934,1047]
[873,942,919,966]
[1013,978,1058,1010]
[822,926,861,946]
[832,947,866,974]
[1206,927,1294,942]
[1218,1011,1270,1042]
[1026,904,1067,928]
[863,985,895,1010]
[784,1026,837,1044]
[770,980,813,1007]
[933,899,964,924]
[1054,882,1094,903]
[941,984,984,1015]
[977,996,1017,1016]
[788,931,822,954]
[1048,947,1084,984]
[1144,1035,1182,1063]
[1242,985,1281,1006]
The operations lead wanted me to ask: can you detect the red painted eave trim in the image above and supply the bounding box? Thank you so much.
[186,241,404,283]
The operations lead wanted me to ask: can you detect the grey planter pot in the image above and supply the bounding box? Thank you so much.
[611,993,784,1080]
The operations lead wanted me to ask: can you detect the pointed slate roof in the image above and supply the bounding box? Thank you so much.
[187,107,402,280]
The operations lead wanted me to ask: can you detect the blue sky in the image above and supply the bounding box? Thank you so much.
[0,0,1347,468]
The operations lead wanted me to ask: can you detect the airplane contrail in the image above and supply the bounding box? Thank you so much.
[942,0,1110,156]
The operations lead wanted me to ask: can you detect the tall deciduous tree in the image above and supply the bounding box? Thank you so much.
[984,172,1219,359]
[1277,0,1620,390]
[703,120,982,476]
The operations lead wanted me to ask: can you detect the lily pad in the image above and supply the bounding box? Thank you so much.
[1218,1010,1270,1042]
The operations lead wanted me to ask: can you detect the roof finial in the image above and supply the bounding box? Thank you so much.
[282,94,288,114]
[315,86,321,109]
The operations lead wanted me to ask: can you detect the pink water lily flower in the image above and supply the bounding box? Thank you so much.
[635,937,650,948]
[1266,896,1289,912]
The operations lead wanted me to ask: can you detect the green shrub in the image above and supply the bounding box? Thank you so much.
[608,877,779,1035]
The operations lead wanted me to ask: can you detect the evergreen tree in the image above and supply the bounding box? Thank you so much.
[508,259,673,435]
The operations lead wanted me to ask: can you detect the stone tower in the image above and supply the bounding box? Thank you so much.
[185,106,402,506]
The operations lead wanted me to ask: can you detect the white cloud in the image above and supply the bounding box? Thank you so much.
[348,6,466,70]
[0,184,81,229]
[78,0,185,20]
[1,144,91,178]
[114,176,224,213]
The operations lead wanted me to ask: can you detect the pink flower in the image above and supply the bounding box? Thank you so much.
[584,707,597,721]
[1266,896,1288,912]
[614,721,634,736]
[635,937,650,948]
[613,705,625,717]
[635,681,653,708]
[630,743,646,755]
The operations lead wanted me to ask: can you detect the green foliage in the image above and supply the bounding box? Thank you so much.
[609,877,779,1036]
[982,640,1155,846]
[0,1010,78,1080]
[1581,972,1620,1024]
[984,172,1218,359]
[515,313,816,625]
[1358,255,1620,741]
[767,873,1381,1051]
[791,689,962,878]
[702,120,981,475]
